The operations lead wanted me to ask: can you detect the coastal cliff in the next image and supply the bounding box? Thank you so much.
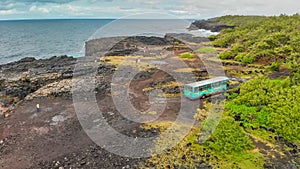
[188,19,235,32]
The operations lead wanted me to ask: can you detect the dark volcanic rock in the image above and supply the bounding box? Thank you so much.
[125,36,171,46]
[105,48,139,56]
[17,57,36,63]
[86,36,172,57]
[0,55,76,75]
[34,143,141,169]
[165,33,209,44]
[0,54,118,104]
[0,56,77,101]
[188,20,234,32]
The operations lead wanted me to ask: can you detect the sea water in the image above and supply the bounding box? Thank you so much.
[0,19,216,64]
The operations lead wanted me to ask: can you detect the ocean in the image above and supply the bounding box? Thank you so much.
[0,19,217,64]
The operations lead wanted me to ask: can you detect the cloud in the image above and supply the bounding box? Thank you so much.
[29,5,50,13]
[18,0,76,4]
[0,9,18,15]
[140,0,161,5]
[181,0,300,16]
[51,4,109,16]
[0,3,15,11]
[119,7,135,11]
[1,0,300,20]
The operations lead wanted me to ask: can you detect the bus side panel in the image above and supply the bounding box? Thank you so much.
[215,85,226,92]
[209,84,227,94]
[190,88,199,99]
[184,89,192,99]
[199,91,205,97]
[190,87,206,99]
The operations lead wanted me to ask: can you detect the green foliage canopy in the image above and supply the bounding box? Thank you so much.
[213,14,300,64]
[226,76,300,143]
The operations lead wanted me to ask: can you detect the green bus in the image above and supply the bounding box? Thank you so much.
[184,76,230,100]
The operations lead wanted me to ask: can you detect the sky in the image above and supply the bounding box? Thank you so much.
[0,0,300,20]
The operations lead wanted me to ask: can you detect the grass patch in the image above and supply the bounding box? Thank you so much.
[196,47,217,53]
[180,52,195,59]
[101,56,157,71]
[157,93,181,98]
[174,68,198,73]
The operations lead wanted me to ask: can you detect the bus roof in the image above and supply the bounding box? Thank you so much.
[185,76,229,88]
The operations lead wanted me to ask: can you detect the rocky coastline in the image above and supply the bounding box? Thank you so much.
[188,19,234,32]
[0,32,212,168]
[0,28,298,168]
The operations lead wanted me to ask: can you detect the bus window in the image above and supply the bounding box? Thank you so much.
[199,86,203,92]
[194,87,199,94]
[185,86,192,92]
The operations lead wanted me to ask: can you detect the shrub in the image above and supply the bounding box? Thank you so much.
[204,117,254,155]
[225,92,239,99]
[231,44,246,53]
[219,51,235,60]
[180,52,195,59]
[173,41,180,45]
[208,35,218,41]
[234,53,256,64]
[226,102,269,129]
[267,62,281,71]
[196,47,217,53]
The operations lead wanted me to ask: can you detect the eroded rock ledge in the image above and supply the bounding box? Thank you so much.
[188,19,235,32]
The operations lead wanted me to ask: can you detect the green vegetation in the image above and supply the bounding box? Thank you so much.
[180,52,195,59]
[203,117,264,169]
[212,14,300,64]
[266,61,281,71]
[196,47,217,53]
[213,15,267,26]
[290,57,300,85]
[173,41,180,45]
[203,118,254,154]
[226,76,300,143]
[226,102,269,129]
[208,34,218,41]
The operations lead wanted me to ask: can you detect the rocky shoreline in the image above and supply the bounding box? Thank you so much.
[188,18,234,32]
[0,33,204,106]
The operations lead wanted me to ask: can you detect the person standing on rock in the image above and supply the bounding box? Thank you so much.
[36,104,40,112]
[144,46,149,55]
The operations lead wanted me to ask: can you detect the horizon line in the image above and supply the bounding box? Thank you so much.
[0,13,294,22]
[0,18,198,22]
